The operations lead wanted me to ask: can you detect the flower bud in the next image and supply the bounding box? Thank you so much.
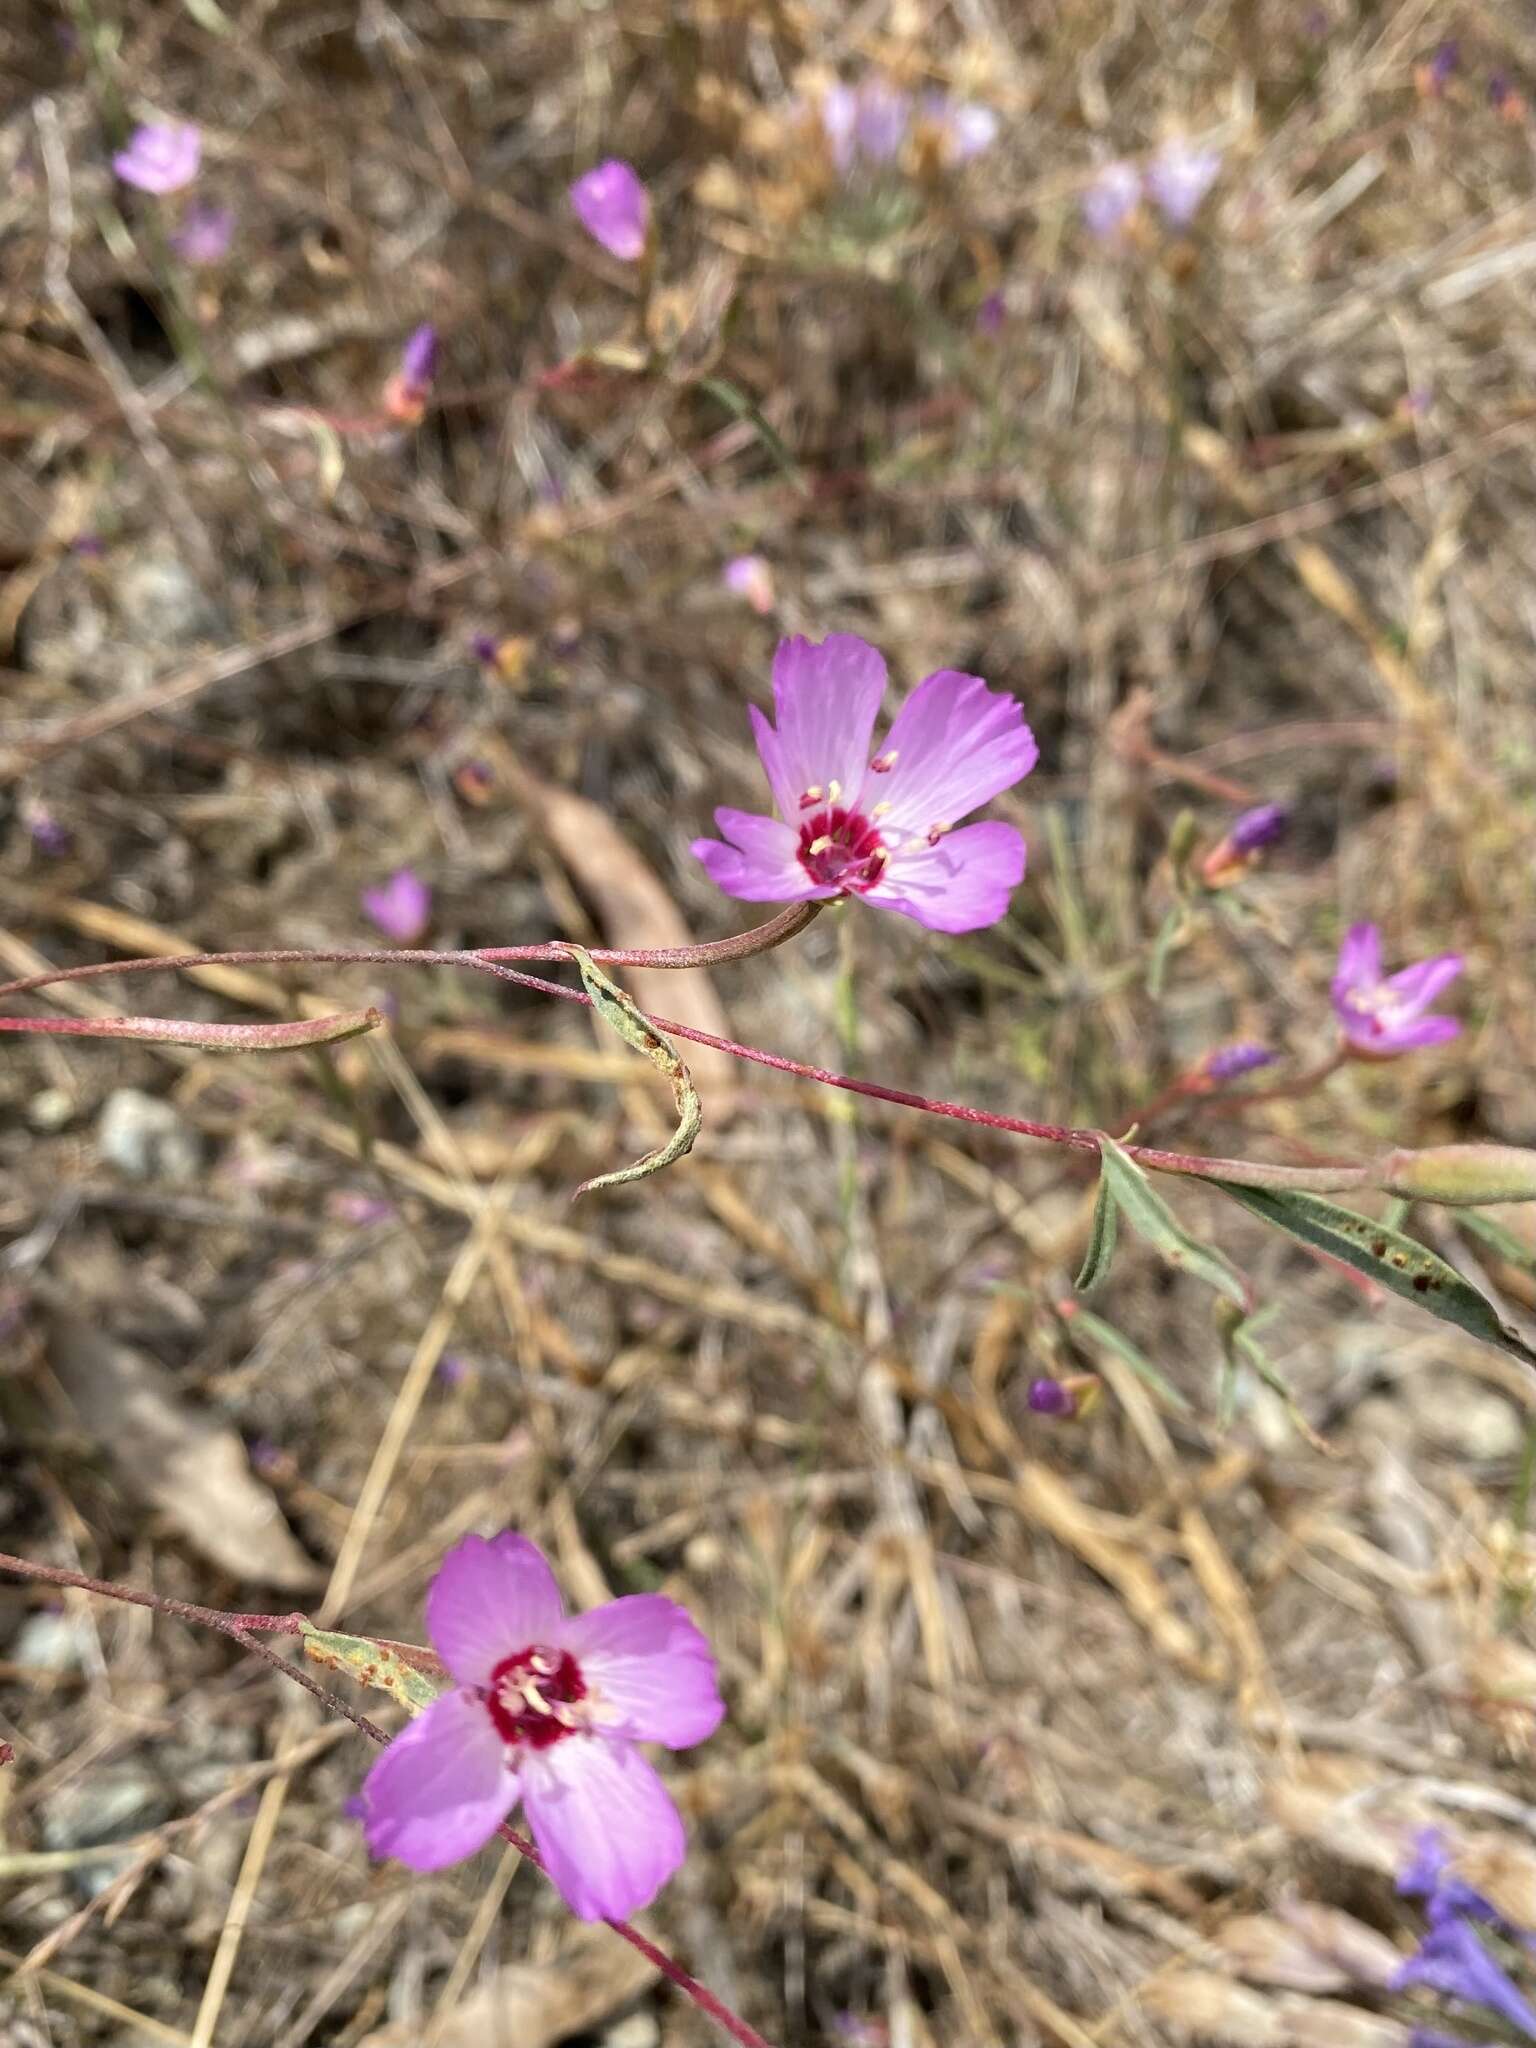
[1375,1143,1536,1207]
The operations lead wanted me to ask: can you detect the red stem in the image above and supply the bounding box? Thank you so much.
[0,939,1339,1185]
[0,1551,774,2048]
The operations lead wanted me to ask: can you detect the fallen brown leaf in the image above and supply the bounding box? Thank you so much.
[45,1313,321,1592]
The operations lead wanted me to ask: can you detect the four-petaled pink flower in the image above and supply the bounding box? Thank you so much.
[113,122,202,196]
[1331,923,1464,1057]
[361,869,432,945]
[355,1532,724,1920]
[691,634,1037,934]
[569,160,650,262]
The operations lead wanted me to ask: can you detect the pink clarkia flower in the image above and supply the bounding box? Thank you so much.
[361,868,432,945]
[691,634,1037,934]
[112,122,201,196]
[355,1532,724,1919]
[569,160,650,262]
[1145,138,1222,227]
[1331,923,1464,1057]
[723,553,774,613]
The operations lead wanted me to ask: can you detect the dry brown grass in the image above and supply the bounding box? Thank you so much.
[4,2,1536,2043]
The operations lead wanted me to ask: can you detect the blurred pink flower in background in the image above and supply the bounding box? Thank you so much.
[383,323,438,424]
[569,160,649,261]
[171,201,233,264]
[113,122,201,195]
[692,633,1037,933]
[361,869,432,944]
[1331,924,1464,1056]
[1081,160,1142,241]
[723,554,775,613]
[355,1532,724,1919]
[1145,137,1223,226]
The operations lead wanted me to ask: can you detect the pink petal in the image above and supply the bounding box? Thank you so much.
[752,635,887,819]
[359,1689,515,1871]
[691,808,831,905]
[865,820,1026,933]
[1332,922,1381,995]
[520,1736,687,1921]
[869,669,1037,834]
[426,1532,565,1687]
[559,1595,725,1748]
[1385,1014,1462,1050]
[1384,953,1464,1014]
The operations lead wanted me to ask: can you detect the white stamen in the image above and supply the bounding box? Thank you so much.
[798,785,824,808]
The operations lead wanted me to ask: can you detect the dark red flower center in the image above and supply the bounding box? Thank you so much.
[796,805,888,893]
[485,1645,586,1749]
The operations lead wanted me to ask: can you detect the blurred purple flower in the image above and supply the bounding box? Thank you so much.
[1200,801,1289,884]
[1488,71,1513,111]
[471,632,499,665]
[919,94,1000,166]
[68,532,105,558]
[362,868,432,945]
[569,160,649,262]
[722,553,774,614]
[822,77,912,172]
[383,324,438,424]
[1430,39,1460,91]
[354,1531,724,1918]
[171,202,233,264]
[329,1191,396,1227]
[436,1352,472,1387]
[1400,1831,1502,1932]
[1145,138,1223,226]
[113,122,201,196]
[1332,924,1464,1057]
[1229,801,1290,854]
[1027,1377,1076,1417]
[1204,1042,1276,1083]
[691,633,1037,934]
[975,289,1007,336]
[1082,160,1142,242]
[25,804,71,857]
[1393,1916,1536,2039]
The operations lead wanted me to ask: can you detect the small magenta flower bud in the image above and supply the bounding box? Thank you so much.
[1200,802,1290,885]
[1203,1042,1276,1083]
[1375,1143,1536,1207]
[1027,1374,1100,1419]
[569,160,650,262]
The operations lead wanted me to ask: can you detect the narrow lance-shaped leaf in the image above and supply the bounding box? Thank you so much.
[1065,1306,1191,1414]
[1458,1209,1536,1276]
[1097,1133,1251,1310]
[1212,1179,1536,1371]
[299,1621,442,1716]
[1075,1173,1119,1294]
[561,945,702,1198]
[0,1008,383,1052]
[1216,1303,1330,1453]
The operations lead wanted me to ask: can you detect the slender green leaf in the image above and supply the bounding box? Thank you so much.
[299,1622,442,1716]
[1146,905,1186,998]
[1212,1179,1536,1370]
[1098,1134,1250,1309]
[1220,1307,1329,1452]
[1458,1209,1536,1274]
[562,947,702,1198]
[699,377,806,492]
[1075,1173,1119,1294]
[1067,1308,1191,1414]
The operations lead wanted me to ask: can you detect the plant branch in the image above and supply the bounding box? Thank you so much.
[0,1552,774,2048]
[0,940,1376,1190]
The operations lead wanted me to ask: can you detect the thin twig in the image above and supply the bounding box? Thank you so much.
[33,99,219,586]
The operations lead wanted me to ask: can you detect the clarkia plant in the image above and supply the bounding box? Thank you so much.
[355,1533,724,1919]
[691,633,1037,933]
